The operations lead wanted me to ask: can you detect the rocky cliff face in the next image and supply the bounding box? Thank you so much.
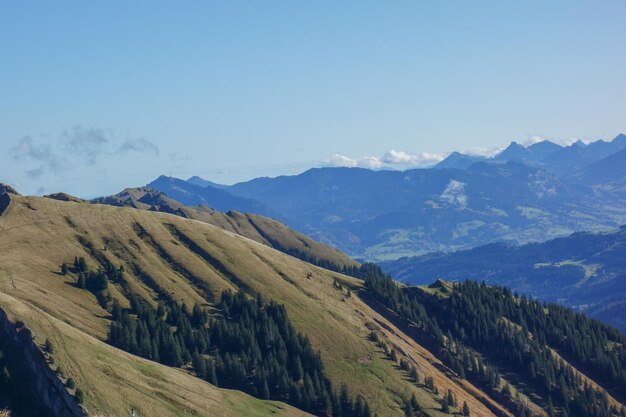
[0,309,85,417]
[0,184,20,196]
[0,193,11,216]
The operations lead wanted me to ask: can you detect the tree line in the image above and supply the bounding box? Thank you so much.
[68,258,375,417]
[359,263,626,417]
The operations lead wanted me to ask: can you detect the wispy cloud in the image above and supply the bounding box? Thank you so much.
[118,138,160,156]
[63,126,110,163]
[9,126,160,181]
[12,136,64,176]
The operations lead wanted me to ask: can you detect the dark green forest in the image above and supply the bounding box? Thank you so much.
[359,263,626,417]
[380,227,626,332]
[71,258,374,417]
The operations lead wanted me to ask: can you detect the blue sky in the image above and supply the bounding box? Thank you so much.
[1,1,625,197]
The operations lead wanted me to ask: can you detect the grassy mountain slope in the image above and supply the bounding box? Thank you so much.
[380,226,626,332]
[0,194,509,417]
[89,187,357,269]
[0,292,308,417]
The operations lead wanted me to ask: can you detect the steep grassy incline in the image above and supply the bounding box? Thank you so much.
[0,195,509,417]
[88,187,358,270]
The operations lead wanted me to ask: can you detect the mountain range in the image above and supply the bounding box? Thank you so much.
[1,186,626,417]
[145,134,626,261]
[381,226,626,333]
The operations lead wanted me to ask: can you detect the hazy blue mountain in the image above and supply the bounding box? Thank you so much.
[493,140,563,164]
[433,151,486,170]
[493,141,532,161]
[142,135,626,261]
[147,175,276,217]
[541,133,626,176]
[226,162,626,260]
[186,175,229,189]
[572,146,626,184]
[526,140,563,160]
[380,226,626,332]
[434,140,563,171]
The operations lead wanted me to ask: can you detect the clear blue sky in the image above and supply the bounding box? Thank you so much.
[1,1,625,197]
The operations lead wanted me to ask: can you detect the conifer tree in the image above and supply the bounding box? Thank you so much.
[462,401,470,416]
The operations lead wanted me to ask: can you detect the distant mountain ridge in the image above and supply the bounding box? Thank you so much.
[186,175,229,189]
[147,133,626,260]
[380,226,626,332]
[434,152,486,170]
[224,161,625,260]
[434,134,626,174]
[147,175,276,217]
[88,186,358,270]
[569,147,626,199]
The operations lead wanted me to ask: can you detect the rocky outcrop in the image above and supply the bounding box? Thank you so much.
[43,193,84,203]
[0,310,86,417]
[0,183,20,196]
[0,193,11,216]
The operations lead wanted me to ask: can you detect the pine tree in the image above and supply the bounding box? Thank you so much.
[340,383,352,416]
[502,383,511,398]
[404,400,413,417]
[447,389,455,407]
[192,352,206,379]
[75,388,84,404]
[462,400,470,416]
[77,273,86,289]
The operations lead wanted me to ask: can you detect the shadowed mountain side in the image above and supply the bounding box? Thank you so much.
[380,226,626,332]
[147,175,277,218]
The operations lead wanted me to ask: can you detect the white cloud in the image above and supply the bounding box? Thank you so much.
[325,149,444,170]
[382,149,444,165]
[463,145,507,158]
[327,154,358,167]
[359,156,384,169]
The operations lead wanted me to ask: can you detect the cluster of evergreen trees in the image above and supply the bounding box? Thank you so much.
[360,264,626,417]
[63,256,124,308]
[104,285,373,416]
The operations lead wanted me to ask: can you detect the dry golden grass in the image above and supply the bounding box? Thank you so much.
[90,187,358,269]
[0,409,11,417]
[0,195,531,416]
